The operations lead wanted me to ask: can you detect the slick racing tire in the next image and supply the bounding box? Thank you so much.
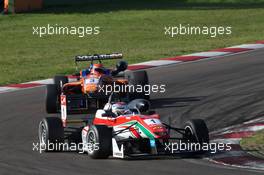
[46,84,59,113]
[184,119,209,145]
[86,125,112,159]
[125,70,150,100]
[54,75,68,93]
[38,117,64,152]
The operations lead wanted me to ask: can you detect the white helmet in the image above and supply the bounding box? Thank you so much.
[112,102,129,116]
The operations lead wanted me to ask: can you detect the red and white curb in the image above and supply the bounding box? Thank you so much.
[208,118,264,170]
[0,40,264,93]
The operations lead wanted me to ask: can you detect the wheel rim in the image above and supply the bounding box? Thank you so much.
[40,122,47,146]
[184,126,196,142]
[87,131,96,153]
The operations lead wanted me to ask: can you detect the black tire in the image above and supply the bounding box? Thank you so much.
[125,70,150,100]
[184,119,209,145]
[54,75,68,93]
[0,1,3,13]
[38,117,64,152]
[86,125,112,159]
[46,84,59,113]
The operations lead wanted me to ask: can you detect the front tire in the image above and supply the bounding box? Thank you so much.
[54,75,68,93]
[184,119,209,144]
[86,125,112,159]
[46,75,68,114]
[46,84,59,113]
[38,117,64,152]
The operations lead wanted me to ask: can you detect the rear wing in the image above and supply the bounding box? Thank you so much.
[75,53,123,62]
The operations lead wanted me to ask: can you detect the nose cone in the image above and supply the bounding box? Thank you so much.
[152,125,169,138]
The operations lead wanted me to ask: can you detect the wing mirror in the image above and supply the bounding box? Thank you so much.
[103,103,112,112]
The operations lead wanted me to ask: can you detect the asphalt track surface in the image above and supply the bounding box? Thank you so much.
[1,49,264,175]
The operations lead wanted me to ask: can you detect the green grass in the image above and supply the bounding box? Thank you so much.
[0,0,264,85]
[240,129,264,159]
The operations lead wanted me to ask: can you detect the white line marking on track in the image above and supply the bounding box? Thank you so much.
[229,44,264,49]
[186,51,231,57]
[132,60,182,66]
[0,87,19,93]
[27,78,53,85]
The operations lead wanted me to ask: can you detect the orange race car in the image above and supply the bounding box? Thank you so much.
[46,53,149,114]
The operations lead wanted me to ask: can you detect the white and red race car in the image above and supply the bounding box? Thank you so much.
[38,93,209,159]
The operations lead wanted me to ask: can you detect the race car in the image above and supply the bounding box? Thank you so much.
[46,53,149,114]
[39,93,209,159]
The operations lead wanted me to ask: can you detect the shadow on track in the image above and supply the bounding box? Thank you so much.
[151,96,206,109]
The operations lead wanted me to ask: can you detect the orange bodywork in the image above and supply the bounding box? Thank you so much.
[115,78,128,84]
[62,72,128,95]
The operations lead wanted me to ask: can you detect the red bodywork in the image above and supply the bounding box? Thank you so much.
[93,113,170,139]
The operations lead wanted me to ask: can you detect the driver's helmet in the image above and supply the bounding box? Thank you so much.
[112,102,130,116]
[90,63,104,74]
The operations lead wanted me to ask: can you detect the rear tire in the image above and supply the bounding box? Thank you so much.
[38,117,64,152]
[86,125,112,159]
[46,84,59,113]
[125,70,150,100]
